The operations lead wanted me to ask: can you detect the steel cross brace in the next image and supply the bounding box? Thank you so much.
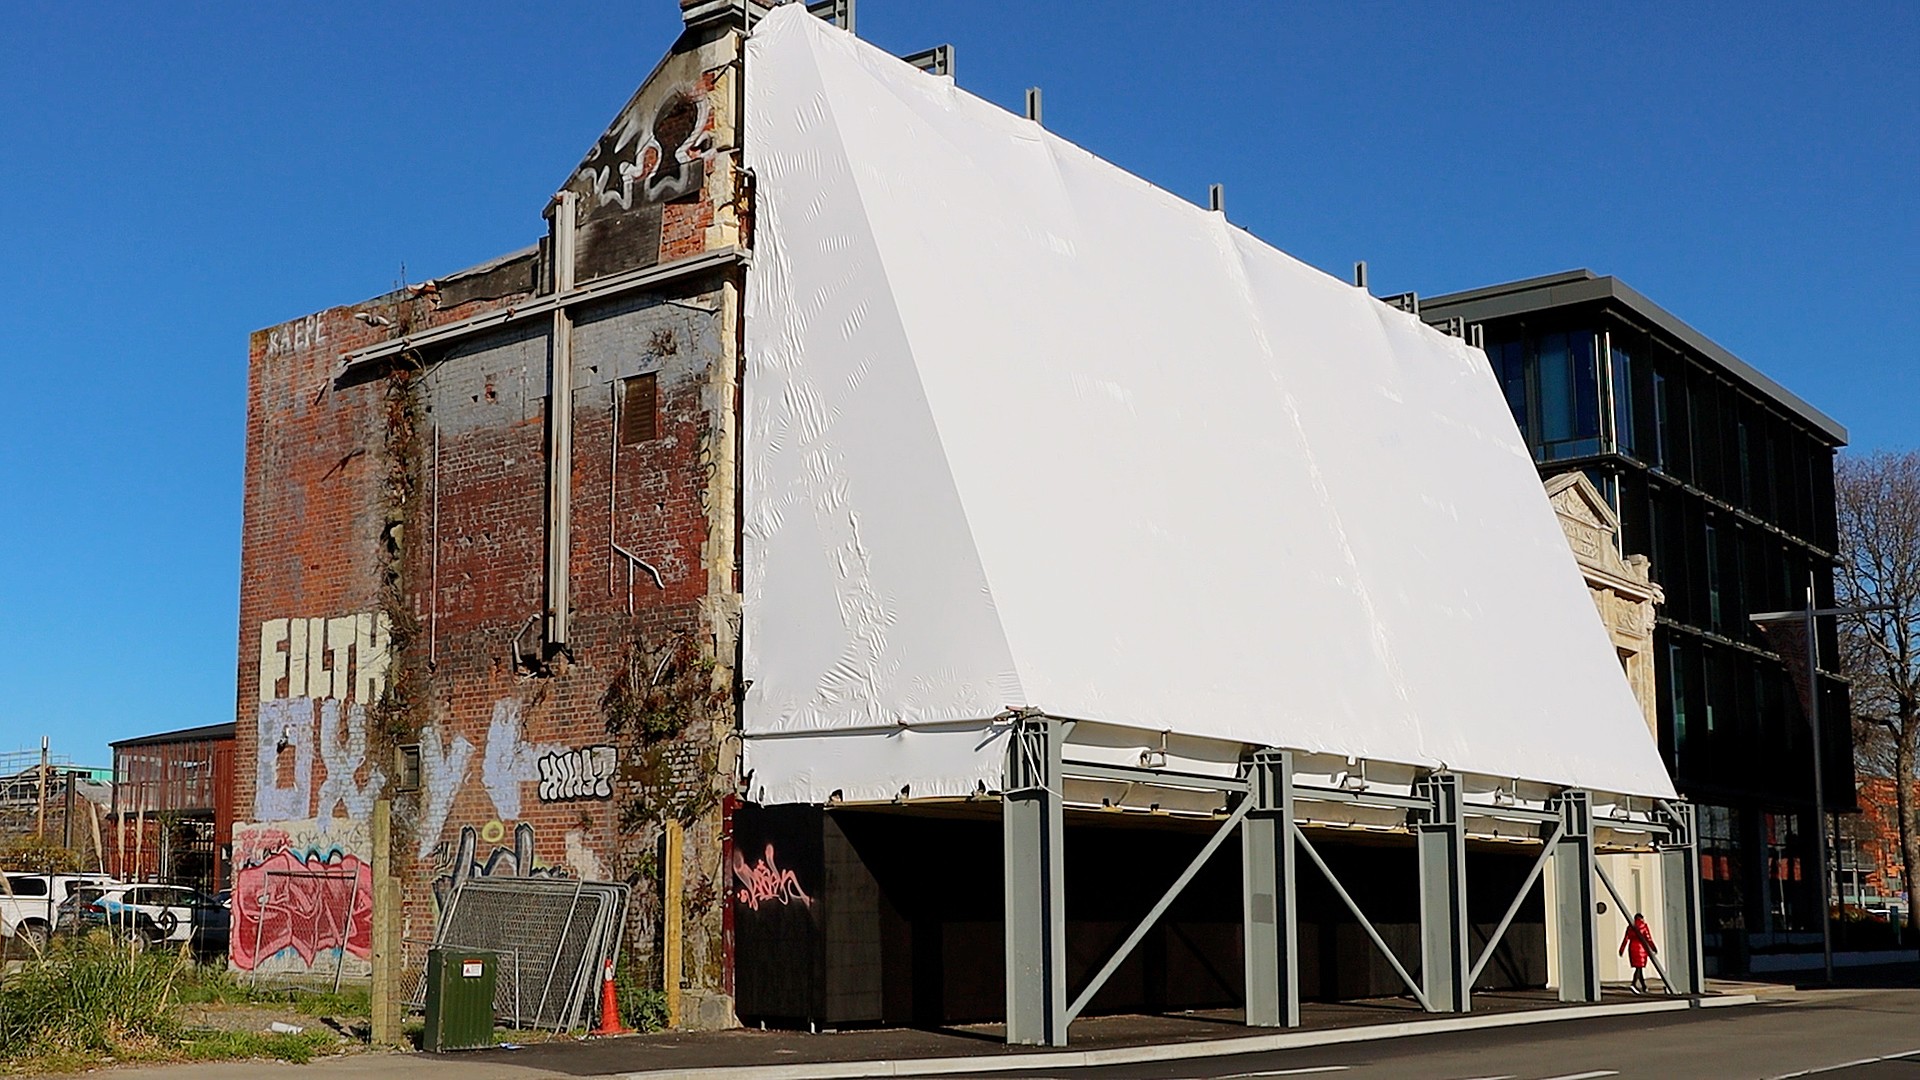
[1291,821,1433,1011]
[1064,797,1252,1023]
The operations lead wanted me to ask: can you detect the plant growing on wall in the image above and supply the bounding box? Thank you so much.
[602,628,727,830]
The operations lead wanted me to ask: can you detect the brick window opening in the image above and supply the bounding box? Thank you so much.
[620,373,659,445]
[395,745,422,792]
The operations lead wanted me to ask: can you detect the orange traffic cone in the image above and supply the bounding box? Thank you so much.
[591,958,632,1037]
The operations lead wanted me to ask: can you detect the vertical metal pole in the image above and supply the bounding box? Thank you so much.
[1414,772,1469,1012]
[1243,749,1298,1027]
[334,871,359,994]
[1003,715,1066,1046]
[1807,576,1833,984]
[545,190,579,651]
[1549,791,1600,1002]
[37,737,48,839]
[1657,801,1705,995]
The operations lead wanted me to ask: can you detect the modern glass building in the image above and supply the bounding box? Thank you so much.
[1423,271,1850,974]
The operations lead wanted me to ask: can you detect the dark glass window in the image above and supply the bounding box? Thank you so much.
[1490,340,1528,438]
[1670,643,1690,748]
[1706,521,1723,632]
[1765,436,1780,522]
[1610,340,1635,454]
[1737,421,1752,507]
[1652,371,1671,469]
[1698,804,1745,936]
[1766,812,1814,932]
[1537,331,1602,460]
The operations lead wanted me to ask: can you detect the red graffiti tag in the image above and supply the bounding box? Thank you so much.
[731,844,812,912]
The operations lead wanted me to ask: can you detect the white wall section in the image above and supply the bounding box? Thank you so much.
[740,6,1675,804]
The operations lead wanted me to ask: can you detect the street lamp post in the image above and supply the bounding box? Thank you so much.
[1751,575,1891,986]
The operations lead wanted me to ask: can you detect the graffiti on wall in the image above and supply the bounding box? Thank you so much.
[731,843,812,913]
[252,614,616,865]
[537,745,617,802]
[230,819,372,974]
[430,821,571,909]
[259,613,389,705]
[480,699,557,822]
[264,313,328,357]
[576,86,712,212]
[417,724,476,858]
[254,613,390,828]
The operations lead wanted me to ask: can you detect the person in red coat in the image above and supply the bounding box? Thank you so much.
[1620,912,1657,994]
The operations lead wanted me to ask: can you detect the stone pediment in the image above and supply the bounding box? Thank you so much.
[1544,472,1644,590]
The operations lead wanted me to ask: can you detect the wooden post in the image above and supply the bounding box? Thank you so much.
[87,797,105,874]
[370,799,405,1047]
[664,820,685,1028]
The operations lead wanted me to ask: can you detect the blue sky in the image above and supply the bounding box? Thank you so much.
[0,1,1913,767]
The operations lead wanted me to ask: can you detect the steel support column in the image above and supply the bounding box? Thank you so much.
[1242,749,1298,1027]
[1413,772,1468,1012]
[1003,715,1066,1046]
[1656,800,1705,995]
[543,190,578,651]
[1548,790,1600,1002]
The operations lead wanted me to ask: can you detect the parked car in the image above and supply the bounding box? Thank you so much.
[1,872,120,952]
[60,883,230,954]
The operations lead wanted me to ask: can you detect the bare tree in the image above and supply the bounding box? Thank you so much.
[1837,449,1920,931]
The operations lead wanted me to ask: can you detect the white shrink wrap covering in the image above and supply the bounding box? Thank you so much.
[740,6,1675,805]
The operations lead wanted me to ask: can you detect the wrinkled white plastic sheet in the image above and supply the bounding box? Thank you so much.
[739,6,1675,805]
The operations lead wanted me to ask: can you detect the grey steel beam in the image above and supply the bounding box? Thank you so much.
[1462,803,1561,825]
[1413,772,1469,1012]
[900,43,954,77]
[544,191,578,651]
[1243,750,1298,1028]
[1059,760,1248,794]
[1655,800,1705,995]
[1003,715,1066,1046]
[1467,819,1564,987]
[1292,822,1431,1011]
[1066,799,1251,1023]
[1292,786,1430,812]
[337,247,749,373]
[1548,791,1601,1003]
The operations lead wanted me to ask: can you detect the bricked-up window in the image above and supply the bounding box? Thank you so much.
[620,373,659,445]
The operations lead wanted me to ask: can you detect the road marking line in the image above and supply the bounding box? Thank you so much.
[1217,1069,1352,1079]
[1537,1072,1617,1080]
[1766,1049,1920,1079]
[1213,1060,1351,1068]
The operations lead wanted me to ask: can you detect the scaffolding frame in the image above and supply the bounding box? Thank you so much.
[1000,714,1703,1046]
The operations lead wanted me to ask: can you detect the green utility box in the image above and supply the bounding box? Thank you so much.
[423,946,497,1052]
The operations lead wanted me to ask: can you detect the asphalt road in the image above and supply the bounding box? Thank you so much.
[921,989,1920,1080]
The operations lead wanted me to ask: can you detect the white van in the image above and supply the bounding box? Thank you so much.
[1,872,120,951]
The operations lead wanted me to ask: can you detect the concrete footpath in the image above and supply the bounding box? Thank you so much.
[95,987,1758,1080]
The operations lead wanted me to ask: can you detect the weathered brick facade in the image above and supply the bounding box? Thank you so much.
[235,18,747,1026]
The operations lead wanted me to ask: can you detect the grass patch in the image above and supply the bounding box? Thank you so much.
[0,935,185,1061]
[0,935,363,1073]
[178,1028,340,1065]
[174,965,372,1018]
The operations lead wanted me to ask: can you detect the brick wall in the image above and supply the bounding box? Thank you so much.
[235,23,745,1023]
